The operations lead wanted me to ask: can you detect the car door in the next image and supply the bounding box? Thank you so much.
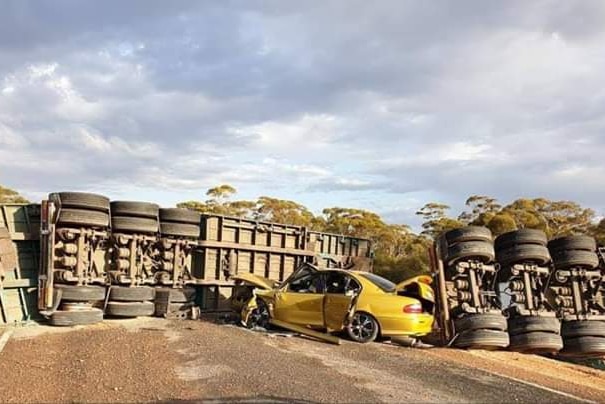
[324,272,361,332]
[273,269,325,326]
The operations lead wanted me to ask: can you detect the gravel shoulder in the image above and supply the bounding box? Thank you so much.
[0,318,603,403]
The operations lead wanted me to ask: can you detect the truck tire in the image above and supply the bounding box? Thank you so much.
[562,336,605,357]
[548,235,596,253]
[445,227,492,244]
[446,241,495,265]
[495,229,547,250]
[110,201,159,219]
[562,320,605,338]
[111,216,159,234]
[551,250,599,270]
[57,209,110,228]
[509,331,563,354]
[49,308,104,326]
[159,222,200,238]
[496,244,551,267]
[155,287,196,303]
[51,192,110,212]
[159,208,201,224]
[105,301,154,317]
[108,286,155,302]
[508,316,560,336]
[454,313,507,333]
[453,329,509,350]
[55,285,106,302]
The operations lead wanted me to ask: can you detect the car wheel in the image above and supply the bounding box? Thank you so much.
[347,312,379,343]
[246,299,271,329]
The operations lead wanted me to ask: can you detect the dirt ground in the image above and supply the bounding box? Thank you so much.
[1,317,604,403]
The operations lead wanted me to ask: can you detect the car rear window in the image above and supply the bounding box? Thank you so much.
[359,273,396,293]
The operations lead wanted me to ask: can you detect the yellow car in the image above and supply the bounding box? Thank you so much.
[231,264,434,343]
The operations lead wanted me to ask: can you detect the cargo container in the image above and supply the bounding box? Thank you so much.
[191,214,373,311]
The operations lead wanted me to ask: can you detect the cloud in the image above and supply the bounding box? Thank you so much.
[1,0,605,229]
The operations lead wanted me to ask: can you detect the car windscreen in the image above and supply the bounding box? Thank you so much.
[358,273,396,293]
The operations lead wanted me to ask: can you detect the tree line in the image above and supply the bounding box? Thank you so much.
[2,184,604,283]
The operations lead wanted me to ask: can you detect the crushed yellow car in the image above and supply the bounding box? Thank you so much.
[231,264,434,343]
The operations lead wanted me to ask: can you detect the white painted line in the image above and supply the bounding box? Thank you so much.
[0,328,14,354]
[483,369,595,403]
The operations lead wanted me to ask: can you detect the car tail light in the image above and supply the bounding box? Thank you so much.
[403,303,423,313]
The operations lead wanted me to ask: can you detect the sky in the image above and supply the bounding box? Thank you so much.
[1,0,605,230]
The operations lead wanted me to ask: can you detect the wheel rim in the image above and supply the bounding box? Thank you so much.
[248,302,270,329]
[349,313,375,341]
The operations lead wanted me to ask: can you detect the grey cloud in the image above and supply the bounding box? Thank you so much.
[306,178,386,193]
[2,1,605,225]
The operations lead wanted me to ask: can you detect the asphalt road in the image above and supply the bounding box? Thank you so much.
[0,317,603,403]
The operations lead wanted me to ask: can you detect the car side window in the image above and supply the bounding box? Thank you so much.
[326,272,347,294]
[288,272,323,294]
[345,277,361,295]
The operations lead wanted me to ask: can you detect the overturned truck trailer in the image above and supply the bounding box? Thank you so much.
[430,226,605,358]
[1,194,373,326]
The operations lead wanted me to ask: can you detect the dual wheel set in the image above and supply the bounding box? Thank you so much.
[47,192,202,326]
[49,284,197,326]
[53,192,201,238]
[452,311,605,356]
[442,227,605,357]
[110,200,201,239]
[440,227,509,350]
